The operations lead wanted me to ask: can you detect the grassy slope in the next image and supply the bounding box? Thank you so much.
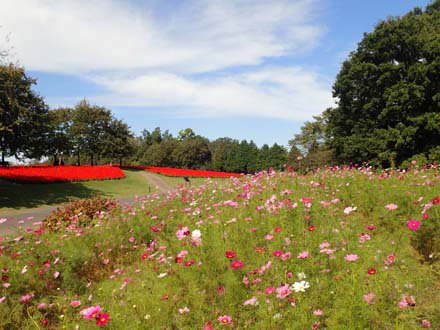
[0,170,155,212]
[1,168,440,329]
[159,175,227,188]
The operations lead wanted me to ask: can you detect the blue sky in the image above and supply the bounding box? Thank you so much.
[0,0,431,147]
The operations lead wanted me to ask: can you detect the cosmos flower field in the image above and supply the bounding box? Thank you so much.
[0,165,439,329]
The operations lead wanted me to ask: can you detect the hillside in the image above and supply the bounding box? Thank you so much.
[1,166,439,329]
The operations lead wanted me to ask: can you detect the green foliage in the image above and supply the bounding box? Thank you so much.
[326,2,440,166]
[43,196,118,231]
[0,64,50,161]
[70,100,114,165]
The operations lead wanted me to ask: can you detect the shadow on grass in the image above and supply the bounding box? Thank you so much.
[0,179,104,210]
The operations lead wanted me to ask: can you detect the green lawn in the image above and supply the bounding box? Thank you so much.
[0,170,155,212]
[159,175,229,188]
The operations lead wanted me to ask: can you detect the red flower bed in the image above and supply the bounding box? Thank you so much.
[116,165,242,178]
[0,165,125,183]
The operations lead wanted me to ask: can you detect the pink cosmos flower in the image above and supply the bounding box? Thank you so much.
[264,234,274,240]
[176,227,190,240]
[313,309,323,316]
[177,250,188,259]
[80,304,102,319]
[281,252,291,261]
[407,220,420,230]
[265,286,275,294]
[385,203,398,210]
[218,315,232,325]
[276,284,290,299]
[363,292,375,305]
[20,293,34,303]
[0,296,5,303]
[230,260,244,270]
[243,297,258,306]
[70,300,81,308]
[384,254,395,265]
[344,254,359,262]
[319,242,330,249]
[359,233,371,244]
[297,251,310,259]
[421,319,431,328]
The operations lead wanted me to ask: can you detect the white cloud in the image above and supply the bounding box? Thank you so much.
[0,0,333,120]
[0,0,323,74]
[87,67,334,120]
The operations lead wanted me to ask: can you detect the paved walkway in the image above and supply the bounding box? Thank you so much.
[0,173,173,236]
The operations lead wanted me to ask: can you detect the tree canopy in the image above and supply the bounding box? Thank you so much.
[325,1,440,167]
[0,64,50,163]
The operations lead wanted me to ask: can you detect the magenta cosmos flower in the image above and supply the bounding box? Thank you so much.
[80,305,102,319]
[273,250,283,257]
[224,251,236,259]
[96,313,110,326]
[230,260,245,270]
[407,219,421,230]
[218,315,232,325]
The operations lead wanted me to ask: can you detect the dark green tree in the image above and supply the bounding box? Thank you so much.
[101,119,135,166]
[267,143,288,170]
[45,107,73,165]
[326,1,440,167]
[70,100,113,165]
[0,64,50,163]
[172,136,211,169]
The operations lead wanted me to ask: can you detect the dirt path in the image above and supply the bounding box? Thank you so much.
[0,173,173,236]
[139,172,173,193]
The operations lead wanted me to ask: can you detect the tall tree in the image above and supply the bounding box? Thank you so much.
[101,119,135,166]
[70,100,112,165]
[0,64,50,163]
[45,107,73,165]
[326,1,440,167]
[172,136,211,169]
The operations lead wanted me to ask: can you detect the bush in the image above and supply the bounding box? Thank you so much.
[43,196,118,231]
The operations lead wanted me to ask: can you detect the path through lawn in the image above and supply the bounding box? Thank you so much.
[0,171,173,236]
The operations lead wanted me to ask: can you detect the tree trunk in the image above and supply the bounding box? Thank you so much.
[91,154,94,166]
[1,152,4,164]
[119,158,122,166]
[77,150,81,166]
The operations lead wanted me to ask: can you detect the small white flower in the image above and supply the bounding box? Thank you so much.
[290,281,310,292]
[191,229,201,238]
[157,273,167,278]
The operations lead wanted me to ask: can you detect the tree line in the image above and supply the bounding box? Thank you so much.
[0,64,292,172]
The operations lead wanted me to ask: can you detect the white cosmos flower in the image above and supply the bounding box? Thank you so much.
[191,229,202,238]
[157,273,167,278]
[290,281,310,292]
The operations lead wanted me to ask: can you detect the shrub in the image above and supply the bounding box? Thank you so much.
[43,196,118,231]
